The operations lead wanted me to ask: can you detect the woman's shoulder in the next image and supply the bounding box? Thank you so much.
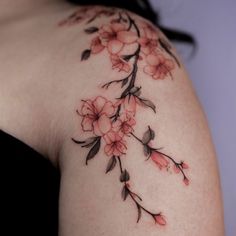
[55,6,224,236]
[49,5,189,161]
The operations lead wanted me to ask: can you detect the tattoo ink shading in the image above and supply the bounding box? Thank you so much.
[59,7,189,227]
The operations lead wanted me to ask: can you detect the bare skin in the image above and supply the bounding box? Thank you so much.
[0,1,225,235]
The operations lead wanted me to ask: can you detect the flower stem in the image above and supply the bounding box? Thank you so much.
[130,132,143,144]
[156,150,187,179]
[130,132,188,180]
[116,156,158,223]
[117,156,123,173]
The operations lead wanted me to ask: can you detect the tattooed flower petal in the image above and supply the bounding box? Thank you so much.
[123,95,137,114]
[154,214,166,226]
[151,151,169,170]
[81,116,94,132]
[181,162,189,169]
[110,54,131,72]
[173,164,180,174]
[111,22,126,32]
[183,177,190,186]
[93,96,114,115]
[143,65,156,76]
[104,131,127,157]
[112,112,136,135]
[81,99,94,116]
[93,114,112,136]
[144,53,175,80]
[79,97,114,135]
[107,39,124,54]
[117,31,138,44]
[91,37,105,54]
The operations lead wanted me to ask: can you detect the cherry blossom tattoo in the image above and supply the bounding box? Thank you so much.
[59,7,190,227]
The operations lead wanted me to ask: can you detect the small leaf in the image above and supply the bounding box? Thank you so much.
[71,138,85,144]
[122,54,134,61]
[136,204,142,223]
[121,78,128,88]
[85,137,101,165]
[143,145,151,157]
[121,185,129,201]
[81,49,91,61]
[133,88,141,97]
[106,156,117,173]
[120,169,130,182]
[84,26,99,34]
[139,98,156,113]
[81,136,99,148]
[129,86,140,94]
[142,126,155,144]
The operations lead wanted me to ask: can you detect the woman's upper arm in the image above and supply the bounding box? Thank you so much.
[55,7,224,236]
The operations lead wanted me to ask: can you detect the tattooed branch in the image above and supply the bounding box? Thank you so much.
[60,6,189,227]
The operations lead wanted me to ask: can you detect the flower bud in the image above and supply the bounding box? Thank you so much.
[154,214,166,226]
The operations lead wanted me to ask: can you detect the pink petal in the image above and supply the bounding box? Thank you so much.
[182,162,189,169]
[103,132,112,144]
[138,37,148,45]
[103,131,116,144]
[143,65,156,76]
[151,152,168,169]
[81,116,93,131]
[146,54,160,66]
[117,31,138,44]
[93,120,102,136]
[100,24,112,34]
[124,95,136,113]
[104,144,113,156]
[91,44,104,54]
[122,63,131,72]
[93,96,107,114]
[81,100,94,116]
[112,119,122,131]
[102,101,115,116]
[155,215,166,226]
[107,40,124,54]
[111,23,126,32]
[165,59,175,70]
[141,46,151,55]
[173,165,180,174]
[183,178,190,186]
[97,114,112,134]
[116,141,126,154]
[128,117,136,126]
[160,156,169,167]
[145,26,157,40]
[91,37,105,54]
[153,72,164,80]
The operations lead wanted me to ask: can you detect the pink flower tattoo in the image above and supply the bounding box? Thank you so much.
[79,96,115,136]
[60,7,190,227]
[144,53,175,80]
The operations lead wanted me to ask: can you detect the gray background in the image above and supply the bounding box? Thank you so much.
[150,0,236,235]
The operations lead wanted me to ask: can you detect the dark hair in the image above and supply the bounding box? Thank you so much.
[67,0,195,47]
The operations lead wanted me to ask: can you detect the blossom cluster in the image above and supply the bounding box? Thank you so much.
[89,21,175,80]
[63,7,189,227]
[79,96,135,157]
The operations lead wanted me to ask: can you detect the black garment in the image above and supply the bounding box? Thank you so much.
[1,130,60,236]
